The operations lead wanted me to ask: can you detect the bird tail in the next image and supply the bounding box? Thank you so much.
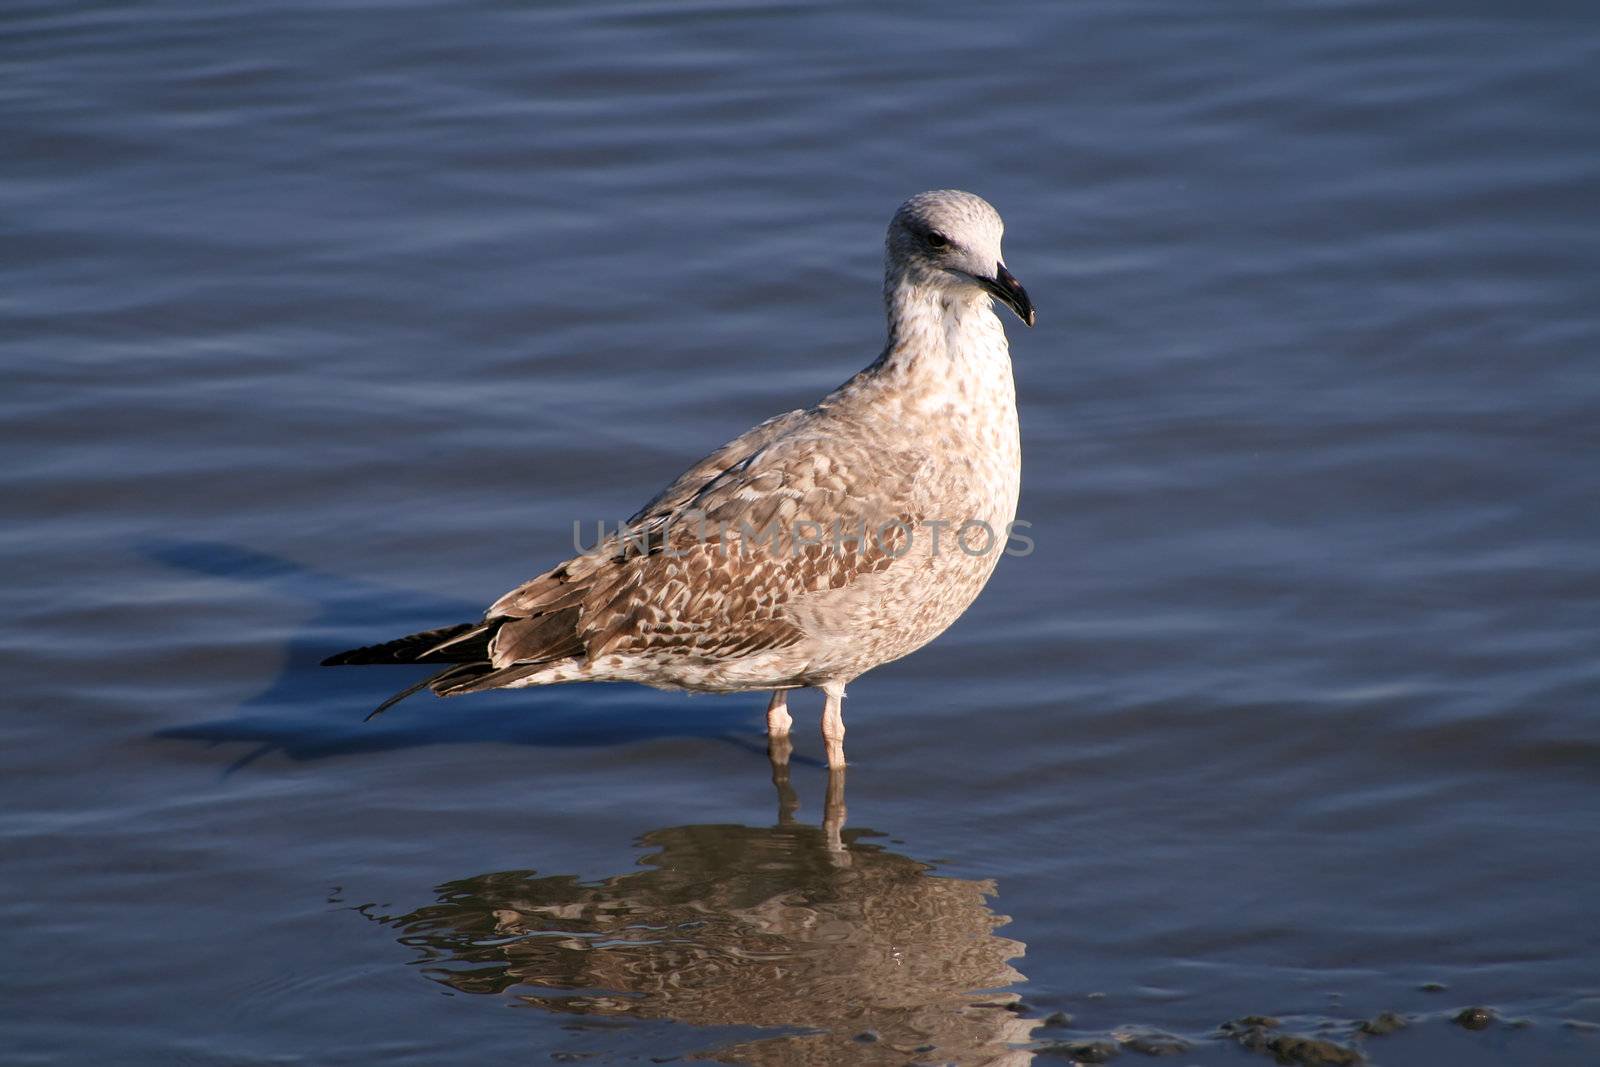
[323,621,494,719]
[322,620,573,719]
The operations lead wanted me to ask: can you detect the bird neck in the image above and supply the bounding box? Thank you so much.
[814,274,1016,430]
[875,274,1012,384]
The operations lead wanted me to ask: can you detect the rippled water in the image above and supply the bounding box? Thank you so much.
[5,1,1599,1064]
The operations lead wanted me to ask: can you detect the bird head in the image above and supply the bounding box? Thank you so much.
[885,189,1035,327]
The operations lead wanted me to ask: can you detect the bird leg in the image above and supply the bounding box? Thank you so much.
[765,689,792,738]
[769,742,799,825]
[820,682,846,769]
[823,766,849,856]
[766,690,794,766]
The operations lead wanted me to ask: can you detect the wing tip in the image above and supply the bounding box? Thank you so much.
[320,621,484,667]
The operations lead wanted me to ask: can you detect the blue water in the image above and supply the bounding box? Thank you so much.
[5,2,1599,1064]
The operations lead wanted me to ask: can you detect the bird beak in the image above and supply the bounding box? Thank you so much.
[978,263,1036,327]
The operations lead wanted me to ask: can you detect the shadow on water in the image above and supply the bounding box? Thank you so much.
[358,760,1038,1066]
[142,540,790,771]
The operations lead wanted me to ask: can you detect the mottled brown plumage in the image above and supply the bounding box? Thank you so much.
[324,190,1034,766]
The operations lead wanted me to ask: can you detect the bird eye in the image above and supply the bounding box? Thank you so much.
[925,230,950,250]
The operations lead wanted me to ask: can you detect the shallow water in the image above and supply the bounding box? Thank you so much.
[5,1,1599,1064]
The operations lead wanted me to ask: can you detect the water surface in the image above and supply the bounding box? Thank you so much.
[5,1,1599,1064]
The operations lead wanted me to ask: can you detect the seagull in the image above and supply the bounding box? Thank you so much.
[323,189,1034,768]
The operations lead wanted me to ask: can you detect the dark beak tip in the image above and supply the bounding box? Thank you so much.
[980,265,1036,329]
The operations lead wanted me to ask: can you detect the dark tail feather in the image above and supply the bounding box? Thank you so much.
[330,618,578,720]
[364,672,441,721]
[431,661,555,696]
[322,621,489,666]
[365,662,493,721]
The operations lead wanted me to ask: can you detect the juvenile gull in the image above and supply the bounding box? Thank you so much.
[323,189,1035,768]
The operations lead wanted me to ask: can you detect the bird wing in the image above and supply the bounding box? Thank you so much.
[482,410,924,671]
[626,408,808,524]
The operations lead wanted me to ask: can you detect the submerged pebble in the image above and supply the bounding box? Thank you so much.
[1221,1017,1362,1066]
[1038,1038,1120,1062]
[1358,1011,1408,1036]
[1265,1034,1362,1066]
[1454,1006,1495,1031]
[1118,1029,1189,1056]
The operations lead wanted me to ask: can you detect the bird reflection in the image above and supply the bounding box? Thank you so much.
[372,750,1036,1065]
